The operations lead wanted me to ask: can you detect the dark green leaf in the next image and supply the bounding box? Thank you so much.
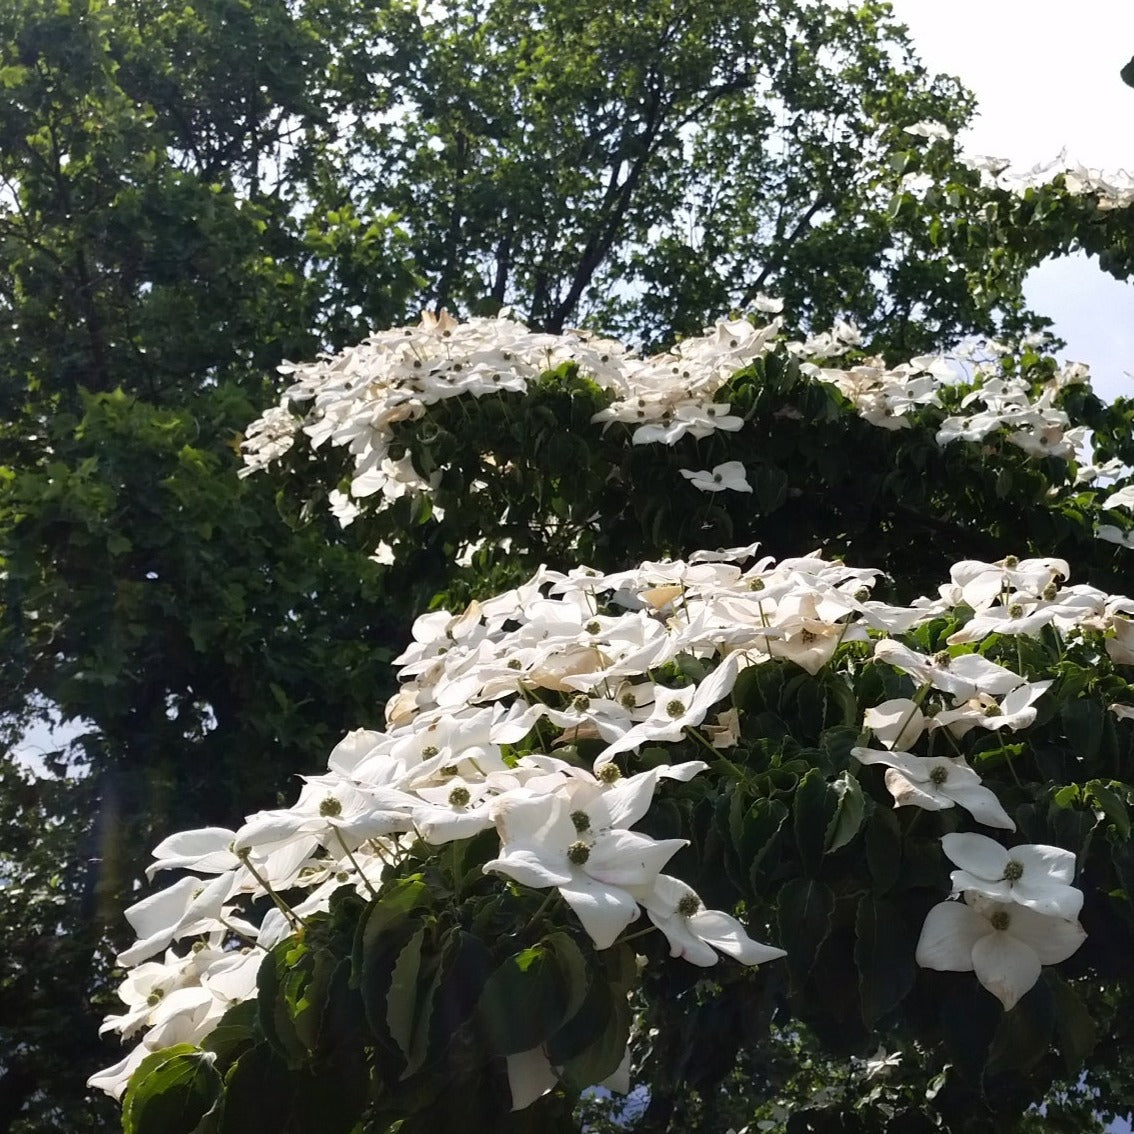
[123,1045,223,1134]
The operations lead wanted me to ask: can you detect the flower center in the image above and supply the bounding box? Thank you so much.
[319,797,343,817]
[1002,860,1024,882]
[585,621,600,635]
[597,762,622,784]
[448,786,471,807]
[421,746,439,758]
[1009,604,1024,619]
[748,578,765,592]
[932,651,951,668]
[677,894,701,917]
[571,810,591,833]
[572,694,591,712]
[928,765,948,786]
[666,699,686,718]
[990,910,1011,931]
[568,841,591,865]
[799,628,818,644]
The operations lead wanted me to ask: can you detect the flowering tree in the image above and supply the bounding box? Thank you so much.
[93,277,1134,1133]
[7,1,1134,1128]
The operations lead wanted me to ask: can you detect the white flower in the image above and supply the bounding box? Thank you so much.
[483,792,685,949]
[630,874,786,968]
[679,461,752,493]
[872,640,1023,700]
[940,832,1083,918]
[851,748,1015,830]
[904,119,952,141]
[862,1046,902,1079]
[915,892,1086,1010]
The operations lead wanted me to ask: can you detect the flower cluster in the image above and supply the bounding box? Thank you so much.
[962,152,1134,211]
[240,310,1106,524]
[95,548,1134,1100]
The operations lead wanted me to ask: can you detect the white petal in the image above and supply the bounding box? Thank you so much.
[1012,843,1077,886]
[971,930,1041,1010]
[1000,905,1087,964]
[942,781,1016,830]
[484,845,572,889]
[506,1047,557,1110]
[687,910,787,965]
[586,832,686,888]
[884,769,952,811]
[941,832,1008,880]
[915,901,986,971]
[558,873,641,949]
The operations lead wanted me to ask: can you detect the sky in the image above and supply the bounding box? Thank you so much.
[887,0,1134,402]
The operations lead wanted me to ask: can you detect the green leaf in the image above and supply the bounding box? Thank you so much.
[1087,779,1130,838]
[386,925,426,1066]
[986,978,1054,1076]
[1046,972,1097,1074]
[776,878,835,990]
[477,942,570,1055]
[825,770,865,852]
[123,1045,223,1134]
[793,768,835,876]
[854,896,916,1026]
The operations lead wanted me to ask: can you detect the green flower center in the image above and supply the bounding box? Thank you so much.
[597,763,622,784]
[568,841,591,865]
[421,746,439,758]
[572,695,591,712]
[666,699,686,718]
[932,651,951,668]
[585,621,601,634]
[507,658,523,670]
[990,910,1011,931]
[319,797,343,817]
[448,786,471,807]
[677,894,701,917]
[1003,860,1024,882]
[1003,556,1019,569]
[748,578,765,592]
[571,810,591,833]
[1009,604,1024,619]
[929,765,949,786]
[799,628,818,644]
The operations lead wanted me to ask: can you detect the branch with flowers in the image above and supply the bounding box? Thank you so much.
[96,530,1134,1131]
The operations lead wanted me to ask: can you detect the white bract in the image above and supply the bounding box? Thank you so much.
[916,893,1086,1010]
[940,832,1083,919]
[95,538,1123,1104]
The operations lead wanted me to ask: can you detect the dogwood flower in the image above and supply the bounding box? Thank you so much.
[940,832,1083,918]
[483,791,686,948]
[679,461,752,493]
[629,874,786,967]
[851,748,1015,830]
[916,892,1086,1009]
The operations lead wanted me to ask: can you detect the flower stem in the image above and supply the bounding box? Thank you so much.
[334,827,382,900]
[237,848,304,932]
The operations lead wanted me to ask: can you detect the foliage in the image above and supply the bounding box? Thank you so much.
[3,0,1134,1130]
[97,310,1134,1133]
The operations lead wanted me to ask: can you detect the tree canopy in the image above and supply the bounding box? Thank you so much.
[3,1,1134,1131]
